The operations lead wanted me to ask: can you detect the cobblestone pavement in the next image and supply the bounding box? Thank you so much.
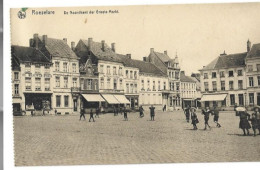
[14,110,260,166]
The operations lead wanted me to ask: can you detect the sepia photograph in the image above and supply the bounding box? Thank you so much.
[10,3,260,166]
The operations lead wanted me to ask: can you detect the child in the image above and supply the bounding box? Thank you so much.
[190,108,199,130]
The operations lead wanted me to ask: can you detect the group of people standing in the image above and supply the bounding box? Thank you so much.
[236,106,260,136]
[184,105,221,130]
[79,107,102,122]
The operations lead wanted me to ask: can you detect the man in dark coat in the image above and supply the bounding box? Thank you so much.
[89,109,95,122]
[79,108,85,121]
[123,107,128,121]
[202,107,212,130]
[184,105,191,123]
[149,105,155,121]
[213,106,221,128]
[238,111,251,136]
[95,107,100,118]
[139,105,144,118]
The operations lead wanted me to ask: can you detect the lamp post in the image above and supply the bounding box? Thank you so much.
[244,92,247,108]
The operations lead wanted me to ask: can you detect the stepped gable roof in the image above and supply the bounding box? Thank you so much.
[180,73,196,83]
[39,36,78,59]
[201,52,247,71]
[81,39,123,63]
[246,43,260,59]
[11,45,51,64]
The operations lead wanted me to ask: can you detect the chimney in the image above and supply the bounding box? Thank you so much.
[164,50,167,55]
[29,38,34,47]
[143,57,147,62]
[88,38,93,51]
[33,33,39,49]
[42,35,48,45]
[71,41,75,51]
[220,50,227,56]
[111,43,115,52]
[247,39,251,52]
[63,38,67,44]
[101,40,105,51]
[127,54,131,59]
[150,48,154,53]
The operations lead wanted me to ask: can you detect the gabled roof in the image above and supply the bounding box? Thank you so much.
[11,45,51,64]
[39,36,78,59]
[246,43,260,59]
[81,39,123,63]
[154,51,171,62]
[201,52,247,71]
[180,73,196,83]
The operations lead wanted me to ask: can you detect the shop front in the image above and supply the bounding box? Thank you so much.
[24,93,52,111]
[81,93,105,113]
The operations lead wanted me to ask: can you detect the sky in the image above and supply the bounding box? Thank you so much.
[10,3,260,76]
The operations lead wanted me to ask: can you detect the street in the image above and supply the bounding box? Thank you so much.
[14,110,260,166]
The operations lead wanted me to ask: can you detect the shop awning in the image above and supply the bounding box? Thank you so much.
[81,94,105,102]
[113,95,131,104]
[102,94,120,104]
[201,94,227,102]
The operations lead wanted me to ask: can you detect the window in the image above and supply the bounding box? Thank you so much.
[63,63,68,72]
[56,77,60,87]
[228,71,234,77]
[80,78,84,89]
[158,81,161,90]
[141,80,144,90]
[134,84,137,93]
[14,72,19,80]
[238,94,244,106]
[237,70,243,76]
[113,79,117,90]
[248,65,253,72]
[212,72,217,78]
[130,71,133,79]
[119,67,122,75]
[147,80,150,90]
[100,65,104,73]
[107,78,110,89]
[130,84,134,93]
[44,65,50,70]
[56,95,61,107]
[107,66,110,74]
[126,70,129,78]
[257,64,260,72]
[14,84,19,95]
[175,72,179,79]
[35,78,41,91]
[249,93,254,104]
[35,65,40,72]
[213,101,218,107]
[204,82,209,91]
[120,79,123,89]
[25,65,31,72]
[126,83,129,93]
[100,78,104,89]
[72,63,77,73]
[258,76,260,86]
[212,81,217,91]
[176,82,180,91]
[163,82,166,90]
[64,96,69,107]
[25,77,31,90]
[249,77,254,87]
[94,81,98,90]
[238,80,243,89]
[153,81,156,91]
[220,71,225,78]
[204,73,208,79]
[113,66,116,75]
[64,77,68,88]
[87,79,92,90]
[134,71,137,79]
[229,81,234,90]
[222,99,226,106]
[73,78,77,87]
[230,94,235,106]
[55,62,59,71]
[45,78,50,91]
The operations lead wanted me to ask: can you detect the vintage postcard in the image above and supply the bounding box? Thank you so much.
[10,3,260,166]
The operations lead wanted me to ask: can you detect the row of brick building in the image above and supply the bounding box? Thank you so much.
[12,34,199,115]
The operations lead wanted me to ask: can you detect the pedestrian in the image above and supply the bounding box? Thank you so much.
[253,107,260,135]
[249,111,258,136]
[116,106,119,116]
[54,109,57,116]
[213,106,221,128]
[95,107,100,118]
[202,107,212,130]
[238,110,251,136]
[163,104,166,112]
[113,106,117,116]
[89,109,95,122]
[79,108,86,121]
[190,107,199,130]
[184,105,191,123]
[149,105,155,121]
[31,110,34,117]
[119,106,123,115]
[139,105,144,118]
[123,107,128,121]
